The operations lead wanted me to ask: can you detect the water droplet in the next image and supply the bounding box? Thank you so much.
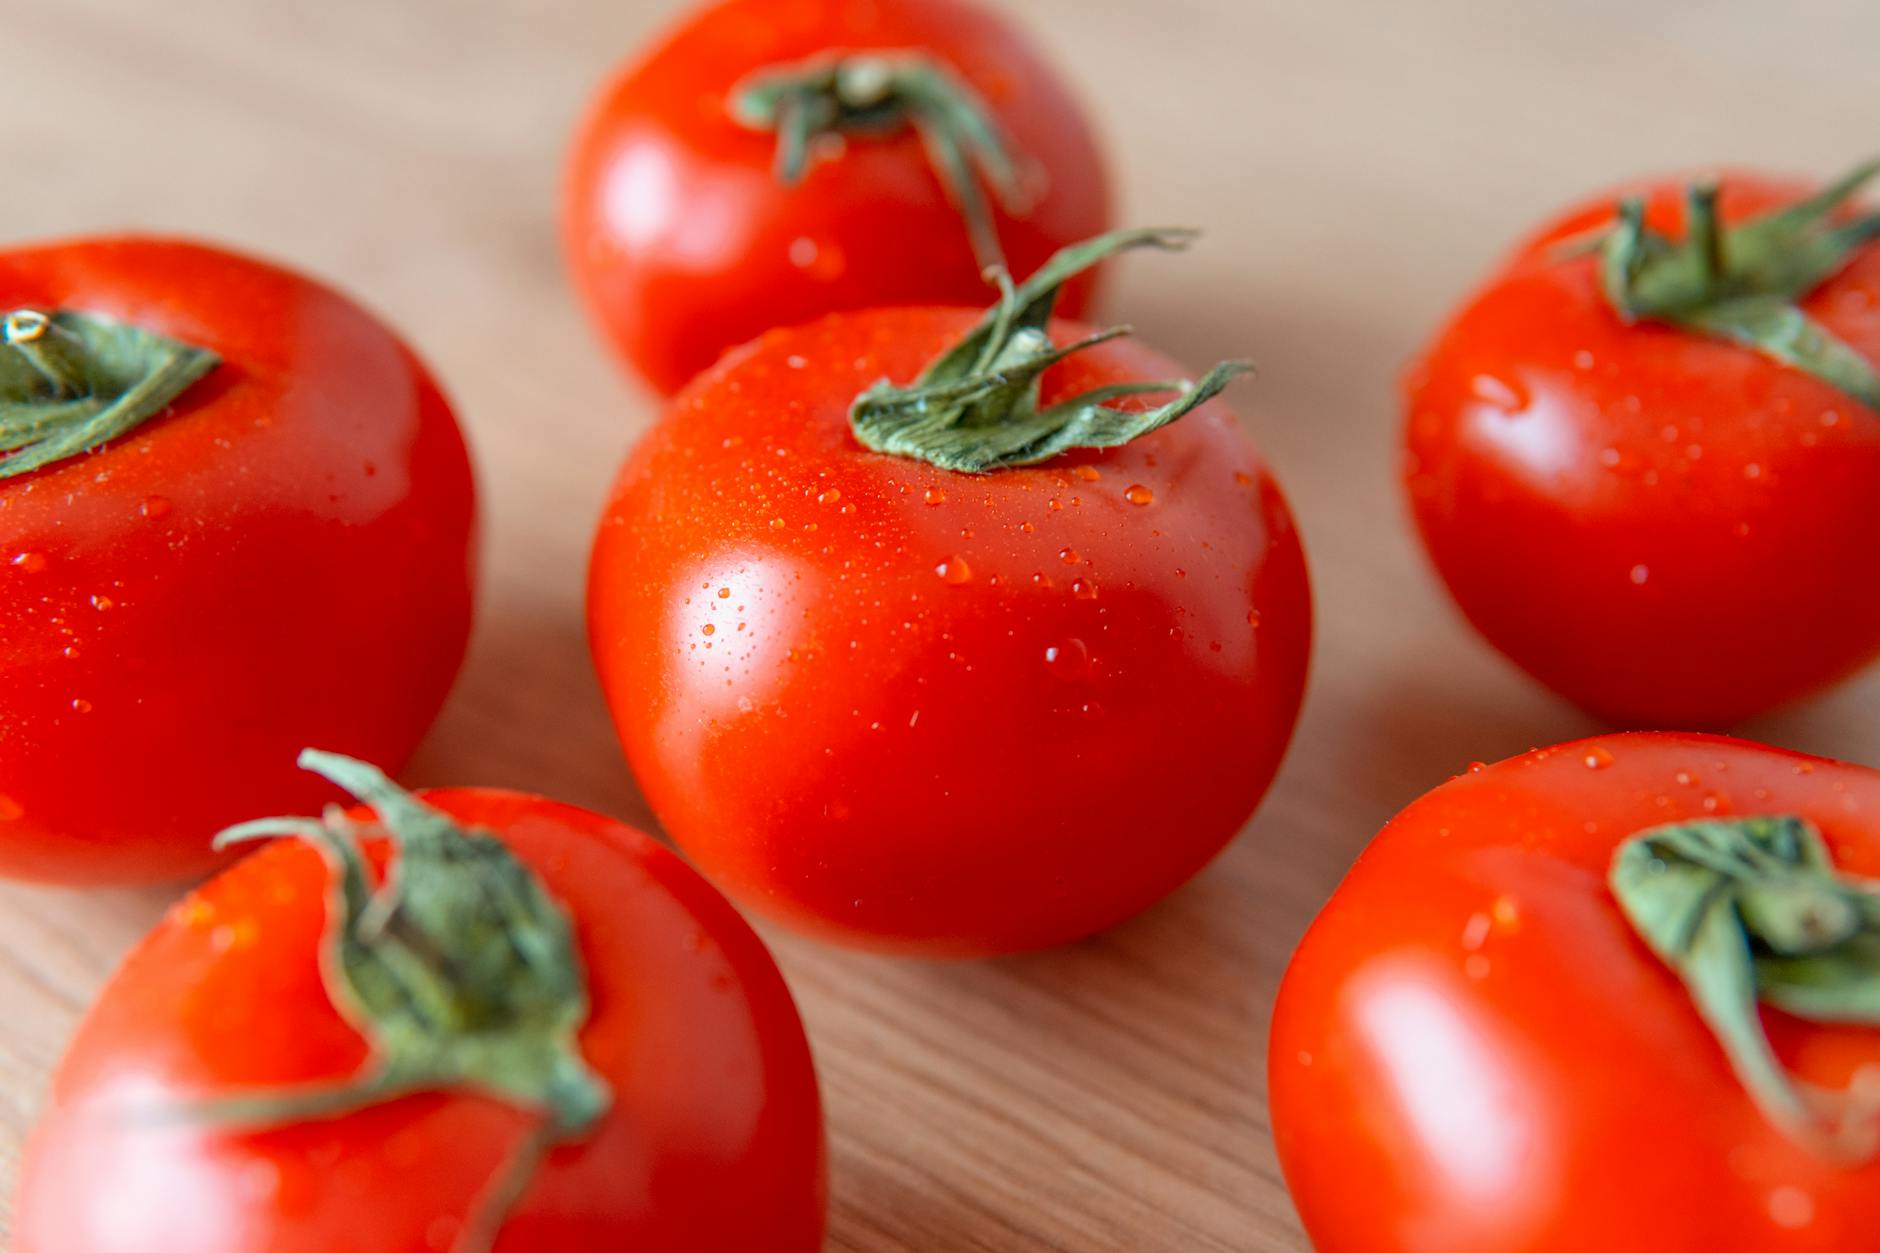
[787,236,846,280]
[61,645,79,659]
[818,488,841,505]
[1072,465,1100,482]
[1572,350,1596,370]
[1598,447,1621,468]
[1124,484,1155,506]
[139,495,173,519]
[1080,700,1105,720]
[786,354,808,370]
[1467,761,1488,774]
[1058,546,1079,564]
[936,556,973,585]
[1768,1186,1814,1230]
[90,594,114,610]
[1233,471,1252,486]
[700,623,715,636]
[1628,564,1650,585]
[1071,578,1097,600]
[1247,609,1262,628]
[11,552,46,573]
[1048,499,1063,512]
[717,587,731,599]
[71,697,93,714]
[1030,572,1052,588]
[1043,638,1091,680]
[1744,463,1763,480]
[1583,745,1614,770]
[769,517,786,530]
[924,487,947,506]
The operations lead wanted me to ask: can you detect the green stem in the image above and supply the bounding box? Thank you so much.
[1611,814,1880,1159]
[186,752,611,1250]
[849,227,1251,473]
[1587,158,1880,412]
[0,308,218,480]
[730,49,1033,272]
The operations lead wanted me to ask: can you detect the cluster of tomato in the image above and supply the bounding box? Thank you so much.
[4,0,1879,1249]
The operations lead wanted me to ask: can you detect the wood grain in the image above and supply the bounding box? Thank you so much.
[2,0,1878,1248]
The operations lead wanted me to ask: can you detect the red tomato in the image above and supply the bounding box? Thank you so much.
[586,274,1311,956]
[15,765,826,1252]
[1403,168,1880,726]
[1271,732,1880,1253]
[563,0,1112,394]
[0,237,475,884]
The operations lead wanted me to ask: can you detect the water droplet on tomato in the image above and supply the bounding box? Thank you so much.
[936,556,973,585]
[1583,746,1614,770]
[1467,761,1487,774]
[1058,546,1079,564]
[1080,700,1105,720]
[11,552,46,573]
[1071,578,1097,600]
[1675,770,1696,787]
[924,487,947,505]
[769,517,786,530]
[139,495,173,519]
[1247,609,1262,628]
[1030,572,1052,588]
[90,594,114,610]
[717,587,731,599]
[701,623,715,636]
[1072,465,1100,482]
[1628,564,1650,585]
[1124,484,1154,506]
[1019,521,1035,533]
[818,488,841,505]
[71,697,92,714]
[1043,638,1091,680]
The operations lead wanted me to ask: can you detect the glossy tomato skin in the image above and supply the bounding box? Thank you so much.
[563,0,1112,395]
[1271,733,1880,1253]
[1404,175,1880,727]
[15,788,827,1253]
[0,238,475,884]
[588,308,1311,956]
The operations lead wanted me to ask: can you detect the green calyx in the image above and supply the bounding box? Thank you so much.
[849,227,1251,474]
[1589,159,1880,413]
[729,49,1032,271]
[1611,814,1880,1158]
[198,751,610,1253]
[0,308,218,480]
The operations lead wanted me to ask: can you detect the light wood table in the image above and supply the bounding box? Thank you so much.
[3,1,1878,1248]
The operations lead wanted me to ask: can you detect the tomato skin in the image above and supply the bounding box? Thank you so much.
[1403,174,1880,727]
[587,307,1311,956]
[14,788,827,1253]
[563,0,1112,395]
[0,237,476,884]
[1270,733,1880,1253]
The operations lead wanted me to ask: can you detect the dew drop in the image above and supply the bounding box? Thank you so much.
[1058,546,1080,565]
[1043,638,1092,680]
[717,587,731,599]
[700,623,715,636]
[1071,578,1097,600]
[1247,609,1262,628]
[769,517,786,530]
[1072,465,1100,482]
[90,594,114,610]
[924,487,947,506]
[818,488,841,505]
[1629,564,1650,585]
[1583,745,1614,770]
[1124,484,1155,506]
[936,556,973,585]
[140,495,173,519]
[11,552,46,573]
[71,697,93,714]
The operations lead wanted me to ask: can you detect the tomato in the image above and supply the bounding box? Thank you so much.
[0,237,475,885]
[1403,163,1880,727]
[587,231,1311,956]
[14,753,826,1253]
[1270,732,1880,1253]
[563,0,1112,394]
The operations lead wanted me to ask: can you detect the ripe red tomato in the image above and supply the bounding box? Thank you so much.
[563,0,1112,394]
[587,233,1310,956]
[1271,732,1880,1253]
[15,755,826,1253]
[1403,164,1880,726]
[0,237,475,884]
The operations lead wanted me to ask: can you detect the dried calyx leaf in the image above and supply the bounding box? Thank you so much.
[729,49,1032,271]
[1611,813,1880,1159]
[0,308,218,480]
[849,227,1252,474]
[193,751,610,1253]
[1587,159,1880,412]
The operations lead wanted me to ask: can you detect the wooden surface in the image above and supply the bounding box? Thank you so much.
[3,1,1879,1248]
